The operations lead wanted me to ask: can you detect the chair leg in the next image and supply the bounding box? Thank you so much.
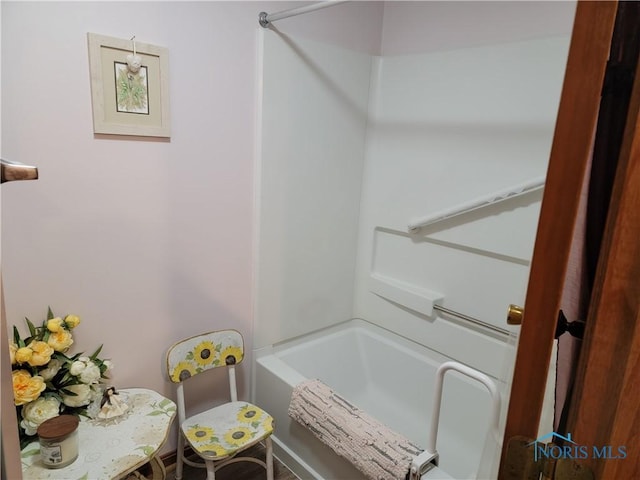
[205,459,216,480]
[265,437,274,480]
[175,433,185,480]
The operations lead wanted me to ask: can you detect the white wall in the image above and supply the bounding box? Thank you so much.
[255,1,574,377]
[2,0,258,403]
[381,1,576,55]
[0,1,381,458]
[264,1,384,54]
[354,36,571,380]
[254,30,373,349]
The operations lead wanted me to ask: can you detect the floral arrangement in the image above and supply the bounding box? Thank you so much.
[9,308,112,448]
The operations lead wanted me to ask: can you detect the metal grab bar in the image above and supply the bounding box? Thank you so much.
[408,176,545,233]
[368,273,513,337]
[409,361,502,479]
[434,304,511,337]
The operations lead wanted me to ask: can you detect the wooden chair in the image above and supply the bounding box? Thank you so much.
[166,330,274,480]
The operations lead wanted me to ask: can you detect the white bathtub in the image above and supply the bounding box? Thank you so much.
[253,318,503,479]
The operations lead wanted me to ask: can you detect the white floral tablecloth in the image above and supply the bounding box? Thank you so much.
[21,388,176,480]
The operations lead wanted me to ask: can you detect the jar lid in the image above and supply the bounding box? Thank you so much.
[37,415,79,439]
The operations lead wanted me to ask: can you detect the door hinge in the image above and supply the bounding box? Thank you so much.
[502,436,594,480]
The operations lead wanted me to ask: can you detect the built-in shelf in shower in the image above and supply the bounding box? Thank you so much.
[368,273,443,317]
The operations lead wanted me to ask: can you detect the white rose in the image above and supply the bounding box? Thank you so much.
[61,383,92,407]
[20,397,61,435]
[103,360,114,373]
[69,360,86,376]
[39,358,63,382]
[79,362,101,384]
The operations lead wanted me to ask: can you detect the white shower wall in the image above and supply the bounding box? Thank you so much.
[254,31,372,349]
[354,37,570,378]
[254,31,570,379]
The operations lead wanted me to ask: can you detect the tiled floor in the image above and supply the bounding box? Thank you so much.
[163,443,299,480]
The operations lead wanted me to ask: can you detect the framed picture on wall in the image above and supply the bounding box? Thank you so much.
[87,33,170,137]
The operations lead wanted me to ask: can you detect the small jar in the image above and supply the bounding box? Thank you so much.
[37,415,79,468]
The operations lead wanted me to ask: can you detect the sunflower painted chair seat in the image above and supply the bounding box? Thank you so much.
[166,330,274,480]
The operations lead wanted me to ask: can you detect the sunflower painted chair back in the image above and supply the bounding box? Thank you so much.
[166,330,274,480]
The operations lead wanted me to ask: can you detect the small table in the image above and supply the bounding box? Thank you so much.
[21,388,176,480]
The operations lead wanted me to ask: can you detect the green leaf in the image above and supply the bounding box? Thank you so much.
[58,377,79,388]
[59,387,78,396]
[25,317,37,338]
[47,306,54,320]
[19,435,35,450]
[22,447,40,458]
[137,445,155,456]
[147,411,167,416]
[12,326,22,346]
[49,392,64,403]
[76,473,89,480]
[53,351,71,362]
[89,344,103,361]
[159,398,172,408]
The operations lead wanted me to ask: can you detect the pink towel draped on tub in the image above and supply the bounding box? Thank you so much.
[288,379,423,480]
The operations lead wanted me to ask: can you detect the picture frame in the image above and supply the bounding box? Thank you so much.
[87,33,170,137]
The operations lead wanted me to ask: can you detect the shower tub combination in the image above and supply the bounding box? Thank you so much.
[253,318,504,480]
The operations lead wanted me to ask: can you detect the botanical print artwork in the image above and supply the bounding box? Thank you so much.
[88,33,170,136]
[114,62,149,114]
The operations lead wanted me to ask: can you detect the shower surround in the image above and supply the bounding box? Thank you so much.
[253,23,570,479]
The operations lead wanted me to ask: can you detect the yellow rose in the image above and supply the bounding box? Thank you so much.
[64,314,81,329]
[9,343,18,365]
[12,370,46,406]
[27,341,54,367]
[15,347,33,364]
[46,317,64,333]
[47,329,73,352]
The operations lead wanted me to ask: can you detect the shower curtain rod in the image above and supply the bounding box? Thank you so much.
[259,1,348,28]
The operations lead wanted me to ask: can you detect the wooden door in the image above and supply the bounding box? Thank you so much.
[1,281,23,480]
[499,0,639,477]
[565,39,640,480]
